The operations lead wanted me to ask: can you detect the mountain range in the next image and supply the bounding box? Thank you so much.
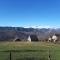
[0,27,60,41]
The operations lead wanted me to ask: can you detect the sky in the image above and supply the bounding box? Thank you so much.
[0,0,60,28]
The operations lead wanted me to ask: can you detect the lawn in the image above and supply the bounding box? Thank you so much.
[0,42,60,60]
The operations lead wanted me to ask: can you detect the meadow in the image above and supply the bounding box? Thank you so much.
[0,42,60,60]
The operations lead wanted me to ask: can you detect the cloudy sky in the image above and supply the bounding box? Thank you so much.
[0,0,60,28]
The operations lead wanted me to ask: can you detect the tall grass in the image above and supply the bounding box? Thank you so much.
[0,42,60,60]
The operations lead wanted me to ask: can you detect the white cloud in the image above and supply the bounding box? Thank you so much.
[23,25,52,29]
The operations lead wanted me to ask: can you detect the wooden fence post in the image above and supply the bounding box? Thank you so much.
[10,51,12,60]
[48,49,51,60]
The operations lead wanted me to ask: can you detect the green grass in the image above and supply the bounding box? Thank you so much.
[0,42,60,60]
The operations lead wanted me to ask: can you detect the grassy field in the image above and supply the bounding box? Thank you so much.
[0,42,60,60]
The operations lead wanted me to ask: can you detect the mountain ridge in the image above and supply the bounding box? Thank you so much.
[0,27,60,41]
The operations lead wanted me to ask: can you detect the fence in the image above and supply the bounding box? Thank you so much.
[0,49,60,60]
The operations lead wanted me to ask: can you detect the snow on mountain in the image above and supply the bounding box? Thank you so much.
[23,25,51,29]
